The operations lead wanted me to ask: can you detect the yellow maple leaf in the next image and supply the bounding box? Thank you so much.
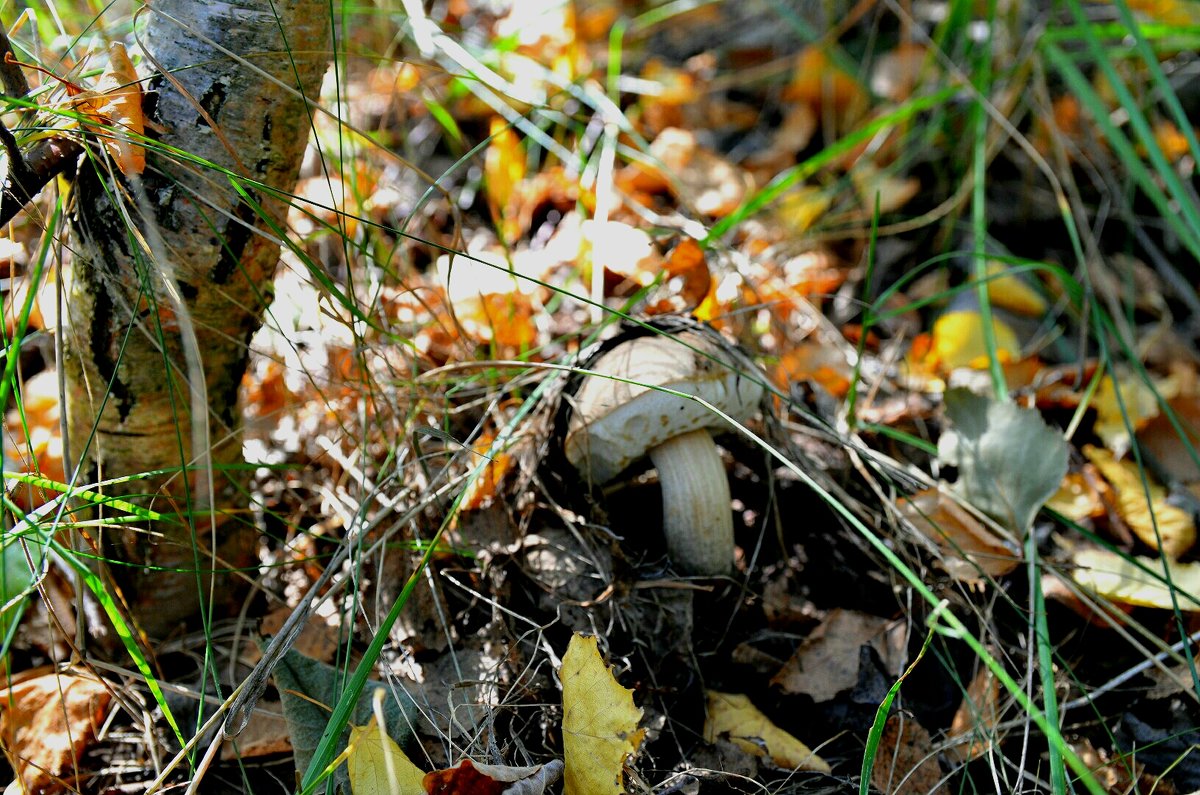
[1083,445,1196,559]
[704,691,830,773]
[561,634,644,795]
[346,715,426,795]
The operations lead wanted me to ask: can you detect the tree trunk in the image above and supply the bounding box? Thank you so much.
[62,0,329,638]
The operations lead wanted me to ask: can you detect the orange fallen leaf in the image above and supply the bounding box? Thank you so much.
[898,488,1021,582]
[870,714,947,794]
[460,430,515,512]
[911,310,1021,378]
[645,127,753,217]
[0,671,112,794]
[663,237,711,310]
[1045,471,1107,524]
[784,46,868,132]
[74,42,145,175]
[773,342,853,398]
[949,663,1001,763]
[485,117,525,233]
[4,371,66,511]
[437,250,540,350]
[1090,370,1178,456]
[1136,392,1200,484]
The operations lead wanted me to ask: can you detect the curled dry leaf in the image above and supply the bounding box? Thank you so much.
[897,487,1021,583]
[948,663,1000,763]
[850,162,920,216]
[772,608,906,702]
[73,42,145,175]
[1136,391,1200,485]
[981,262,1048,317]
[582,219,663,293]
[1083,445,1196,558]
[784,47,868,132]
[772,341,853,398]
[560,634,644,795]
[870,714,947,795]
[0,672,112,794]
[662,237,711,311]
[220,699,291,761]
[436,249,540,350]
[642,127,753,217]
[460,429,515,512]
[703,691,831,773]
[775,185,833,236]
[1071,547,1200,611]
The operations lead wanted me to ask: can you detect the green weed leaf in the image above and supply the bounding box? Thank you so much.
[274,648,414,793]
[938,389,1068,533]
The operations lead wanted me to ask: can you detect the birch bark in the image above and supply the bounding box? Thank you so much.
[62,0,329,637]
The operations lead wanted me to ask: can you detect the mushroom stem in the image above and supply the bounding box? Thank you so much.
[647,428,735,576]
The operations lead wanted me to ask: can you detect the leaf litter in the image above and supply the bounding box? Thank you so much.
[4,0,1200,793]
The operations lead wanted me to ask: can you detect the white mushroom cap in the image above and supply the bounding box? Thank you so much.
[564,330,763,482]
[563,327,764,575]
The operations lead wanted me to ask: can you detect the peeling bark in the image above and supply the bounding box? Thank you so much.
[62,0,329,637]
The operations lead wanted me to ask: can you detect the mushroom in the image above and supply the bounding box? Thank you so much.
[563,326,764,575]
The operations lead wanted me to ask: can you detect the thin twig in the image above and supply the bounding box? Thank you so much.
[0,32,31,97]
[0,29,81,224]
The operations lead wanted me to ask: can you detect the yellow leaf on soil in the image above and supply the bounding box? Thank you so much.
[926,310,1020,374]
[1083,445,1196,558]
[776,186,833,235]
[703,691,830,773]
[1045,472,1106,524]
[561,634,644,795]
[1071,547,1200,611]
[983,261,1047,317]
[850,163,920,216]
[485,117,525,228]
[1091,371,1178,457]
[347,715,426,795]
